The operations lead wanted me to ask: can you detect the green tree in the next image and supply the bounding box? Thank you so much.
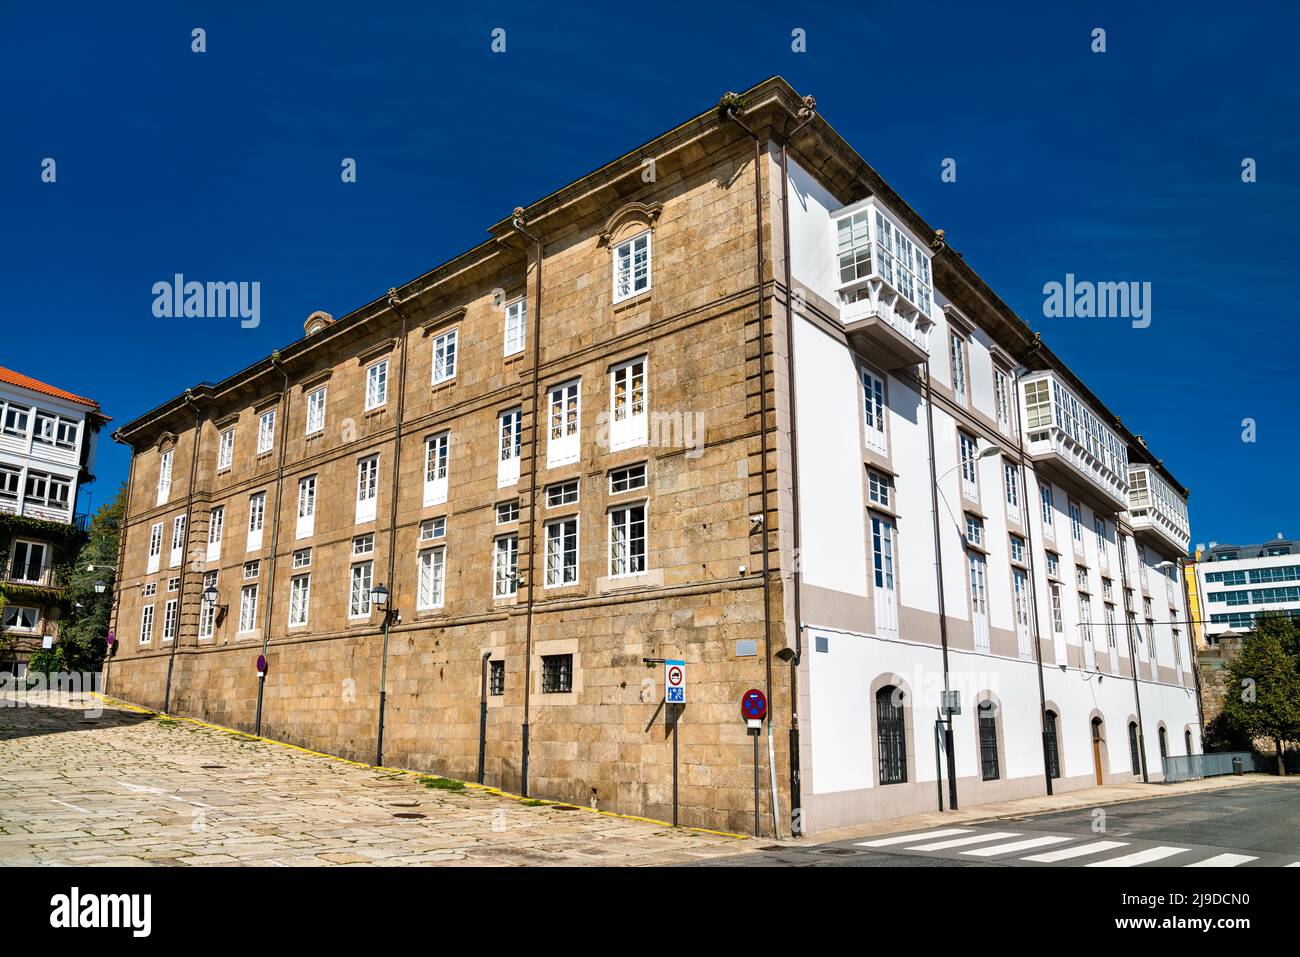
[1218,614,1300,775]
[27,483,125,676]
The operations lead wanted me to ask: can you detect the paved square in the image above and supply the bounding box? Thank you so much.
[0,691,745,866]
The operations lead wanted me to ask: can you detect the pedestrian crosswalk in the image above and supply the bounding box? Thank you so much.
[852,825,1289,867]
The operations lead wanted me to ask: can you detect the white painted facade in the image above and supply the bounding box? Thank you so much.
[784,158,1200,832]
[0,380,96,526]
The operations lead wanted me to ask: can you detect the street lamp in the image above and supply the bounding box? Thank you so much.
[93,580,107,595]
[202,584,219,605]
[373,583,394,767]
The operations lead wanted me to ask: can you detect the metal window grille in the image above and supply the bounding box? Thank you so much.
[1044,711,1061,779]
[541,654,572,694]
[876,686,907,785]
[979,703,1000,781]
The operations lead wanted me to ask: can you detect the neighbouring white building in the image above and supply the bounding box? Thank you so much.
[1195,538,1300,643]
[0,366,107,676]
[785,154,1199,830]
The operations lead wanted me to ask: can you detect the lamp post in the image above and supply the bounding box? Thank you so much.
[93,580,107,595]
[478,650,493,784]
[930,440,1001,812]
[372,583,392,767]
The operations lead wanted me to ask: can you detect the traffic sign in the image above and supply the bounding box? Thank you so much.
[665,659,685,704]
[256,654,267,677]
[741,688,767,721]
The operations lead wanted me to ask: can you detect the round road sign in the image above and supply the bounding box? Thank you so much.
[741,688,767,721]
[256,654,267,676]
[667,664,683,686]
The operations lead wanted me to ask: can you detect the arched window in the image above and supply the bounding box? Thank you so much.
[978,701,1000,781]
[1044,710,1061,779]
[876,685,907,785]
[1128,721,1141,775]
[1158,726,1168,762]
[1185,729,1193,755]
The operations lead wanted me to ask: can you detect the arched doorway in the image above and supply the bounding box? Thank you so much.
[1090,717,1105,785]
[1185,728,1194,755]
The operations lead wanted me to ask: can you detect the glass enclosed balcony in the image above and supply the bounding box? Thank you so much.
[1127,465,1190,556]
[1019,372,1129,514]
[832,198,933,369]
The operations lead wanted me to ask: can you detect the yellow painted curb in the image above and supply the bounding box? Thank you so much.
[90,692,748,841]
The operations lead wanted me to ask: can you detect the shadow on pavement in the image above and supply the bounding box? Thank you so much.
[0,700,155,741]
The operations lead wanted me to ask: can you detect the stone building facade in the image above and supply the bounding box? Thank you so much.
[106,78,1200,835]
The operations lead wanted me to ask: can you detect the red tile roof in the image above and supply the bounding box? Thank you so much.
[0,366,100,410]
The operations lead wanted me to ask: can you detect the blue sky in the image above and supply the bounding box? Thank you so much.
[3,1,1296,548]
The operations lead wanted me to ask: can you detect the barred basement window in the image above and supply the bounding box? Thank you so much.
[978,701,1000,781]
[541,654,573,694]
[1044,710,1061,779]
[875,685,907,785]
[489,659,505,696]
[1128,721,1142,775]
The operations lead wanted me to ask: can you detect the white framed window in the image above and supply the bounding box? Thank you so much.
[1013,568,1032,657]
[1040,484,1055,537]
[356,455,379,524]
[296,475,316,539]
[1024,379,1052,429]
[0,465,19,501]
[244,559,261,580]
[289,574,311,627]
[613,231,651,302]
[366,359,389,411]
[868,470,892,508]
[959,433,979,501]
[493,535,519,599]
[353,533,375,556]
[247,491,266,552]
[423,433,449,507]
[238,584,258,634]
[24,471,70,511]
[139,604,154,645]
[257,409,276,455]
[1076,567,1089,591]
[861,367,887,455]
[547,379,581,468]
[949,332,967,406]
[1080,595,1096,668]
[968,552,989,651]
[419,517,446,542]
[1105,603,1118,648]
[609,463,647,495]
[292,547,312,569]
[431,329,458,385]
[1046,551,1060,578]
[156,449,173,505]
[503,298,526,357]
[3,604,38,631]
[1069,501,1084,546]
[1003,461,1020,521]
[965,514,984,548]
[417,547,446,610]
[142,582,157,598]
[217,428,234,471]
[1050,583,1064,634]
[608,503,647,578]
[871,514,898,639]
[545,517,579,588]
[9,540,47,583]
[349,561,373,618]
[306,386,327,435]
[167,576,180,592]
[34,412,78,450]
[498,408,521,488]
[1010,534,1025,564]
[995,369,1012,435]
[206,505,224,562]
[496,501,519,525]
[609,356,648,451]
[198,571,218,640]
[147,521,163,573]
[162,598,178,644]
[169,514,186,568]
[547,480,580,508]
[1,402,30,438]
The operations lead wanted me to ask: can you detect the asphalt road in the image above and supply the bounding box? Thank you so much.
[700,781,1300,867]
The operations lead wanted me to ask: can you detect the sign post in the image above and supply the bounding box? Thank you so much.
[664,661,685,826]
[254,655,268,739]
[742,689,767,837]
